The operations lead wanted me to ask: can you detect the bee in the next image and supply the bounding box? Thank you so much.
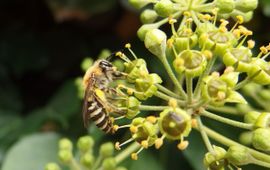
[82,58,126,134]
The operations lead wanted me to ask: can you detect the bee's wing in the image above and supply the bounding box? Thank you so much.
[82,82,94,128]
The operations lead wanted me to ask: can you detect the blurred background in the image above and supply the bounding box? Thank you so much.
[0,0,270,169]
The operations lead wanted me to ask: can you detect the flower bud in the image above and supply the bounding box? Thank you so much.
[145,29,167,57]
[80,153,95,168]
[102,157,117,170]
[235,0,258,12]
[255,112,270,128]
[59,138,73,151]
[129,0,152,9]
[248,59,270,85]
[252,128,270,152]
[223,46,253,72]
[158,108,191,140]
[140,9,158,24]
[173,29,198,52]
[77,136,94,153]
[173,50,207,77]
[58,150,73,164]
[226,145,252,165]
[116,167,128,170]
[45,163,61,170]
[154,0,175,17]
[241,83,261,96]
[100,142,114,158]
[239,131,253,146]
[137,24,160,41]
[215,0,235,13]
[259,89,270,100]
[236,103,252,115]
[124,59,149,83]
[244,111,260,124]
[81,58,93,72]
[196,23,217,36]
[203,146,227,170]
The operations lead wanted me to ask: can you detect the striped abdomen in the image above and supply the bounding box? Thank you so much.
[87,100,115,134]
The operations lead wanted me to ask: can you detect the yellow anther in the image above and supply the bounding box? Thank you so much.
[191,119,197,128]
[169,18,177,25]
[224,66,234,74]
[146,116,157,124]
[183,11,191,17]
[167,38,174,48]
[115,51,123,57]
[219,26,227,33]
[212,8,219,15]
[233,29,241,38]
[169,98,178,108]
[203,50,213,60]
[155,138,164,149]
[131,153,138,160]
[130,125,138,133]
[247,40,255,49]
[203,14,212,21]
[211,72,220,77]
[141,140,149,149]
[125,43,131,48]
[236,15,244,24]
[260,46,268,54]
[217,91,226,100]
[177,140,189,150]
[115,142,121,150]
[186,18,193,23]
[174,57,185,67]
[113,125,119,132]
[220,19,229,26]
[127,88,134,95]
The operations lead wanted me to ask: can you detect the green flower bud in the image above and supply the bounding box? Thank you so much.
[223,46,253,72]
[259,89,270,100]
[77,136,94,153]
[124,96,141,119]
[199,31,237,57]
[116,167,128,170]
[113,59,125,72]
[215,0,235,13]
[203,146,227,170]
[100,142,114,158]
[239,131,253,145]
[45,163,61,170]
[196,23,217,35]
[231,11,254,23]
[80,153,95,168]
[154,0,175,17]
[235,0,258,12]
[241,83,261,96]
[59,138,73,151]
[252,128,270,151]
[145,28,167,57]
[244,111,260,124]
[137,23,160,41]
[173,29,198,52]
[173,50,207,77]
[131,117,158,146]
[248,58,270,85]
[158,108,191,140]
[226,145,252,165]
[81,58,93,72]
[58,150,73,164]
[102,157,117,170]
[236,104,252,115]
[134,73,162,100]
[129,0,153,9]
[124,59,149,83]
[140,9,158,24]
[255,112,270,128]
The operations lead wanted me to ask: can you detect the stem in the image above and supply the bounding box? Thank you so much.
[186,75,193,104]
[193,3,215,12]
[196,117,214,153]
[139,105,169,111]
[156,84,181,99]
[92,156,102,170]
[190,11,200,26]
[251,159,270,168]
[155,91,186,106]
[194,55,218,98]
[70,158,82,170]
[234,77,251,90]
[201,110,254,130]
[160,54,187,99]
[115,142,140,164]
[250,93,269,111]
[207,105,240,115]
[201,126,270,164]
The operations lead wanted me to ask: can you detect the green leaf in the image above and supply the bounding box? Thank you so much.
[183,131,206,170]
[2,133,60,170]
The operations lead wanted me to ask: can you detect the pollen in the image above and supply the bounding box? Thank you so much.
[217,91,226,100]
[183,11,191,17]
[247,40,255,49]
[113,125,119,132]
[130,125,138,133]
[125,43,131,48]
[236,15,244,24]
[131,153,138,160]
[260,46,268,54]
[167,38,174,48]
[115,142,121,150]
[203,50,213,60]
[116,51,123,57]
[141,140,149,149]
[155,138,164,149]
[169,18,177,25]
[168,98,178,108]
[191,119,197,128]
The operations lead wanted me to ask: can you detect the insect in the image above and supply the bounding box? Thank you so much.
[82,58,126,134]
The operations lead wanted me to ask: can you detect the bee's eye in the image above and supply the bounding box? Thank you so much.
[100,60,112,68]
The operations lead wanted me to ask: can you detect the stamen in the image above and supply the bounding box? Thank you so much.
[177,140,189,150]
[155,135,166,149]
[146,116,157,124]
[115,138,134,150]
[131,146,144,160]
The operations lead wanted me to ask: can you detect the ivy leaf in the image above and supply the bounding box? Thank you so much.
[2,133,60,170]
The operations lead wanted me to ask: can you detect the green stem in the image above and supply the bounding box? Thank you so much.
[201,126,270,164]
[190,11,200,26]
[202,110,254,130]
[196,117,214,153]
[155,91,186,106]
[193,2,215,12]
[70,158,82,170]
[207,105,240,115]
[115,142,140,164]
[156,84,181,99]
[194,55,218,98]
[234,77,251,90]
[251,159,270,168]
[139,105,169,111]
[160,54,187,99]
[92,156,102,170]
[186,75,193,104]
[250,93,270,111]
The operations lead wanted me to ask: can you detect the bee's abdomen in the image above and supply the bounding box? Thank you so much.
[88,101,114,134]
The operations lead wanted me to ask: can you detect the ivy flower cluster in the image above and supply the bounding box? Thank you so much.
[75,0,270,169]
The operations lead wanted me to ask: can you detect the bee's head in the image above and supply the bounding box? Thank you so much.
[99,60,114,71]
